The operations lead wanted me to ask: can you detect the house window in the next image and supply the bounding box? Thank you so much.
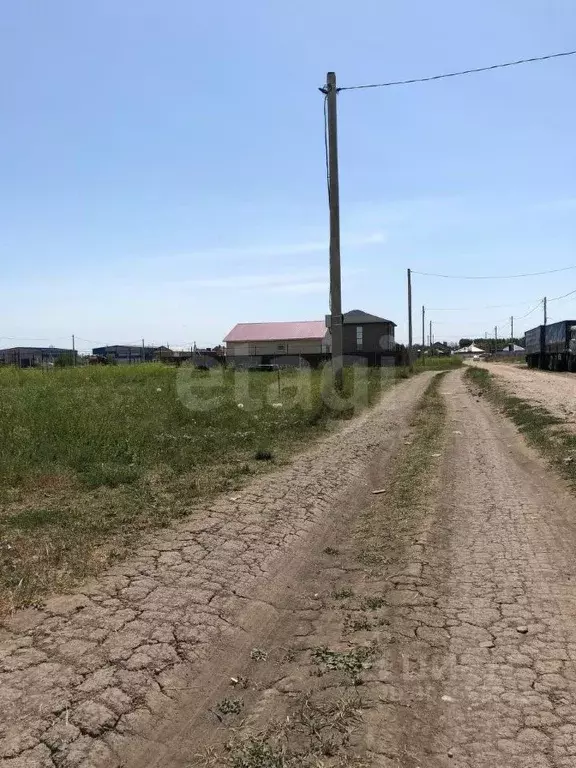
[356,326,363,351]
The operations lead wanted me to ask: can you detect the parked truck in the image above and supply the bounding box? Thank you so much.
[525,320,576,371]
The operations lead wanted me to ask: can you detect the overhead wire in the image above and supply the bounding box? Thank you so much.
[548,288,576,302]
[412,264,576,280]
[337,49,576,91]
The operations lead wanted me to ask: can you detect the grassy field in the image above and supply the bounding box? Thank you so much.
[0,357,461,611]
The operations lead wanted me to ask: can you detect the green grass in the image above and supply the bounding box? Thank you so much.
[413,356,463,371]
[0,360,458,612]
[355,371,448,569]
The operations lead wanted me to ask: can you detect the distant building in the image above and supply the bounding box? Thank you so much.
[224,308,396,367]
[0,347,77,368]
[431,341,452,356]
[453,343,485,357]
[498,343,525,355]
[91,345,172,364]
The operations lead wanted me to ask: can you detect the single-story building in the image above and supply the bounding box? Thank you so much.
[0,346,77,368]
[453,343,485,357]
[91,345,172,364]
[224,309,396,366]
[499,343,525,354]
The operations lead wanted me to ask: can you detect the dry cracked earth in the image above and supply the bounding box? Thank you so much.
[3,368,576,767]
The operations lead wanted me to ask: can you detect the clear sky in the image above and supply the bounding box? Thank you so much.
[1,1,575,351]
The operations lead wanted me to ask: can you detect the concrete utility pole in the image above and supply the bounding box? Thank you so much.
[407,268,413,369]
[494,326,498,354]
[142,338,145,363]
[543,297,548,326]
[422,306,425,347]
[510,316,514,347]
[325,72,343,390]
[72,334,76,366]
[429,320,433,349]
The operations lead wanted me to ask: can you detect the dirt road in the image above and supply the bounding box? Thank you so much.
[479,362,576,426]
[3,369,576,768]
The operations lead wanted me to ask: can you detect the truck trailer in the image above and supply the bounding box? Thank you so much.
[525,320,576,371]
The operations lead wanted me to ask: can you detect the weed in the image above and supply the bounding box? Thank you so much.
[227,738,286,768]
[361,596,386,610]
[344,614,372,632]
[250,647,268,661]
[332,588,354,600]
[217,697,244,716]
[323,546,340,556]
[310,646,375,681]
[282,647,298,663]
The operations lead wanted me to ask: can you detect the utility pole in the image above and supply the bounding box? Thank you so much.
[324,72,343,390]
[543,296,548,326]
[510,316,514,349]
[407,268,413,369]
[429,320,433,349]
[72,334,76,366]
[142,338,145,363]
[494,326,498,355]
[422,305,425,347]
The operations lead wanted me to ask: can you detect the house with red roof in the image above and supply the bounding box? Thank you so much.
[224,320,329,359]
[224,310,396,366]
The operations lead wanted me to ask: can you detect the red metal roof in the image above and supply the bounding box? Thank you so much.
[224,321,327,343]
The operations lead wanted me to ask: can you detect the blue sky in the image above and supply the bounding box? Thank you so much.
[1,0,575,350]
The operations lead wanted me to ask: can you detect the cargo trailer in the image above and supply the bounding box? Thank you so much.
[525,320,576,371]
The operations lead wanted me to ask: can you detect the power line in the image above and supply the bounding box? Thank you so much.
[548,287,576,302]
[412,264,576,280]
[516,301,543,320]
[337,49,576,91]
[426,299,537,311]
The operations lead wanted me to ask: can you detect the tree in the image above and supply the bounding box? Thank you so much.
[459,338,473,348]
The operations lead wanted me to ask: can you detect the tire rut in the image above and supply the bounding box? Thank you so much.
[416,369,576,767]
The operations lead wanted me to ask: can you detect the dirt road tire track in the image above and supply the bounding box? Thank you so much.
[425,370,576,767]
[478,362,576,428]
[0,374,434,768]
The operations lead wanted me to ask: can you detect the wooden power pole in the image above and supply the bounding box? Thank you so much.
[407,268,413,369]
[422,305,425,348]
[325,72,343,390]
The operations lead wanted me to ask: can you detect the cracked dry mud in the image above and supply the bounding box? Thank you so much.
[3,367,576,767]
